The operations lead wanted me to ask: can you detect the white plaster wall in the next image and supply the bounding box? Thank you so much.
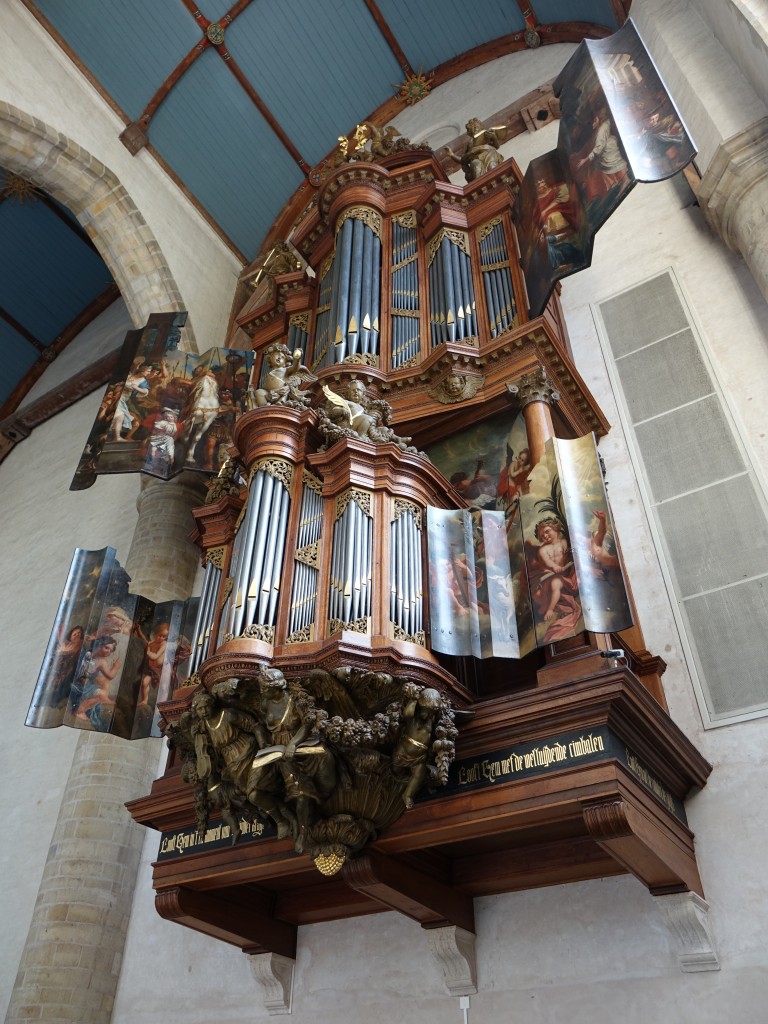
[695,0,768,114]
[388,43,578,150]
[20,297,134,406]
[0,391,139,1014]
[0,0,242,347]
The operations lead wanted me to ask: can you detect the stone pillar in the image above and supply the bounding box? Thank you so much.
[698,118,768,307]
[5,473,207,1024]
[506,366,560,467]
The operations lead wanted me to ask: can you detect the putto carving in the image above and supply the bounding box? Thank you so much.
[428,373,484,405]
[168,668,458,874]
[250,343,316,410]
[350,122,419,162]
[205,457,242,504]
[444,118,504,182]
[318,380,426,457]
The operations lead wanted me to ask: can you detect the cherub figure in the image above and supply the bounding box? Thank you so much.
[256,668,337,852]
[392,687,442,808]
[445,118,504,182]
[189,689,295,840]
[319,380,424,456]
[250,342,314,409]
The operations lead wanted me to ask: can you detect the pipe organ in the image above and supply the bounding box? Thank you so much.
[187,141,614,689]
[130,135,710,944]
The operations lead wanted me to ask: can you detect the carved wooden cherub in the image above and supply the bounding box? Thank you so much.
[445,118,504,182]
[318,380,425,457]
[250,342,315,409]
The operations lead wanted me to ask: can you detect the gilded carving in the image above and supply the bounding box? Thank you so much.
[319,251,335,283]
[328,615,370,635]
[343,353,379,367]
[335,488,373,521]
[506,366,560,407]
[336,206,382,240]
[350,123,417,162]
[295,540,319,568]
[444,118,504,183]
[252,457,294,491]
[302,469,323,495]
[392,498,423,530]
[289,312,311,332]
[426,228,470,266]
[241,624,275,644]
[392,625,427,646]
[205,457,242,504]
[250,343,315,410]
[392,210,417,229]
[285,625,313,644]
[398,69,432,106]
[167,668,458,873]
[204,546,226,570]
[478,215,503,242]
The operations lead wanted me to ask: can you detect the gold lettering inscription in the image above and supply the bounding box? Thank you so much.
[568,734,605,758]
[160,818,265,856]
[624,749,677,814]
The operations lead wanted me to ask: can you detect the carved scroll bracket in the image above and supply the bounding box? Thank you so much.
[426,925,478,996]
[653,892,720,973]
[248,951,296,1014]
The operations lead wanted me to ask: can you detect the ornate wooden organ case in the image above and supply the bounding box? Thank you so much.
[129,145,710,957]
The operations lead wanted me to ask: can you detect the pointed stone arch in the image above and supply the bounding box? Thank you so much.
[0,100,195,345]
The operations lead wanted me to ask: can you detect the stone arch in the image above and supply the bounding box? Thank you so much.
[0,100,196,346]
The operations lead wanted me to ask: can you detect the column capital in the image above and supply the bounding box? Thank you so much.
[506,366,560,408]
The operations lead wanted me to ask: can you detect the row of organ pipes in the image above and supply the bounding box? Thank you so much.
[300,212,519,373]
[192,157,532,661]
[189,415,443,657]
[478,219,517,337]
[428,232,478,347]
[313,211,382,370]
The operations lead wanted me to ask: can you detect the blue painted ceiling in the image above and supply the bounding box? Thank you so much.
[28,0,623,261]
[3,1,625,412]
[0,168,115,410]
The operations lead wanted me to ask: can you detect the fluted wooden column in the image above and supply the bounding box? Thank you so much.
[6,472,207,1024]
[506,366,560,467]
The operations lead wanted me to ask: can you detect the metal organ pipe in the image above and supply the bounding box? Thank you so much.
[391,217,419,368]
[288,477,322,638]
[322,211,382,369]
[389,506,423,639]
[189,561,221,674]
[313,258,335,370]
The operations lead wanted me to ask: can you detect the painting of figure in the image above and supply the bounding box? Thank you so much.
[518,20,694,316]
[26,548,198,740]
[71,312,254,488]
